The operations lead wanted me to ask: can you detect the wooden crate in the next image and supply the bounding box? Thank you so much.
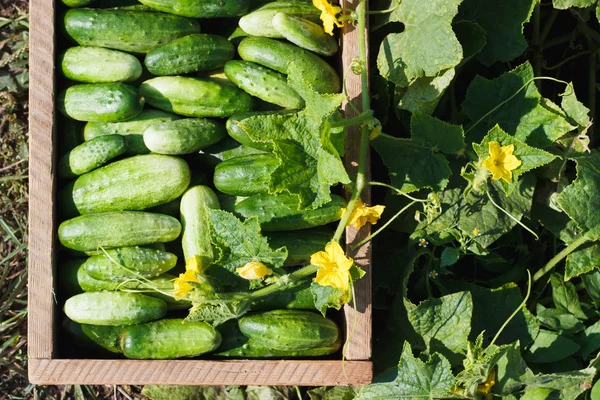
[28,0,372,386]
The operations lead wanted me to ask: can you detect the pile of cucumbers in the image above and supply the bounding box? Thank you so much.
[57,0,346,359]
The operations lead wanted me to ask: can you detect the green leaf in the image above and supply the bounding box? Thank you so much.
[238,66,349,209]
[458,0,536,66]
[592,379,600,399]
[520,387,555,400]
[310,283,351,316]
[440,247,460,267]
[377,0,463,87]
[142,385,246,400]
[495,342,530,395]
[372,112,465,193]
[522,368,596,399]
[209,209,287,272]
[185,295,251,326]
[565,241,600,280]
[245,386,299,400]
[395,68,456,115]
[307,387,357,400]
[550,274,588,320]
[473,125,557,183]
[453,21,487,61]
[579,320,600,358]
[536,304,585,334]
[582,270,600,308]
[356,342,454,400]
[462,62,574,146]
[406,291,472,364]
[557,150,600,240]
[553,0,596,8]
[561,82,591,128]
[525,329,581,363]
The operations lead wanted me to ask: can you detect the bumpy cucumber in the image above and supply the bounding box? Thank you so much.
[84,109,181,155]
[140,76,254,118]
[61,46,143,83]
[224,60,304,109]
[234,194,346,231]
[213,153,279,196]
[238,2,320,39]
[80,324,124,353]
[238,37,340,94]
[121,319,221,359]
[83,246,178,281]
[138,0,250,17]
[217,336,342,357]
[239,310,340,351]
[145,34,235,76]
[64,9,201,53]
[58,83,144,122]
[272,13,338,56]
[84,242,167,256]
[64,292,167,326]
[62,0,97,6]
[143,118,226,155]
[266,227,332,267]
[180,186,220,266]
[58,135,128,179]
[226,110,301,151]
[58,211,182,252]
[62,154,190,215]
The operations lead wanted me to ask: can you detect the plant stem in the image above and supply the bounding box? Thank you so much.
[532,1,542,90]
[351,200,417,250]
[328,110,373,128]
[533,235,590,283]
[249,264,319,299]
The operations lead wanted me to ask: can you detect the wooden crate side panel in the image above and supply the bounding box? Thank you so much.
[28,359,373,386]
[28,0,56,361]
[341,0,372,361]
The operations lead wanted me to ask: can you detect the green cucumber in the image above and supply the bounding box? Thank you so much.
[64,9,201,53]
[62,0,97,6]
[218,194,247,213]
[140,76,254,118]
[224,60,304,109]
[180,186,220,266]
[58,83,144,122]
[121,319,221,359]
[83,246,178,281]
[145,34,235,76]
[272,13,338,56]
[143,118,226,155]
[84,109,181,155]
[62,154,190,215]
[84,242,166,256]
[238,37,340,94]
[58,134,128,179]
[80,324,124,353]
[197,137,267,168]
[234,194,346,231]
[61,46,143,83]
[64,292,167,326]
[250,280,316,310]
[226,110,302,151]
[239,310,340,351]
[266,227,332,267]
[213,153,279,196]
[58,211,182,252]
[216,336,341,357]
[137,0,250,17]
[238,2,319,39]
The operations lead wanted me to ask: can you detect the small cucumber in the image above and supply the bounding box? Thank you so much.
[61,46,143,83]
[62,154,190,215]
[234,194,346,231]
[272,13,338,56]
[143,118,226,155]
[80,324,124,353]
[238,2,320,39]
[180,186,220,267]
[224,60,304,109]
[64,292,167,326]
[83,246,178,281]
[239,310,340,351]
[58,134,128,179]
[58,83,144,122]
[140,76,254,118]
[121,319,221,359]
[226,110,301,151]
[84,109,182,155]
[58,211,182,252]
[145,34,235,76]
[213,153,279,196]
[138,0,250,17]
[238,37,340,94]
[266,227,332,267]
[64,9,201,53]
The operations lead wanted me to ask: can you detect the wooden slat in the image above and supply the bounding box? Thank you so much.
[28,0,56,361]
[28,359,373,386]
[341,0,372,361]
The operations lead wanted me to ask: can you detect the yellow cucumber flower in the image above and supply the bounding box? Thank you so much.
[313,0,343,35]
[343,199,385,228]
[236,261,273,280]
[173,269,199,299]
[311,241,353,291]
[185,255,201,273]
[482,141,521,183]
[476,369,496,395]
